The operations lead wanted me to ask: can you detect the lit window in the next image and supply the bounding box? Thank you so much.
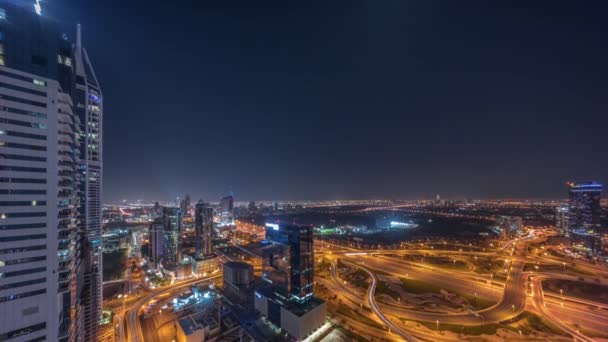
[0,8,6,20]
[31,201,37,206]
[57,55,73,67]
[33,79,46,87]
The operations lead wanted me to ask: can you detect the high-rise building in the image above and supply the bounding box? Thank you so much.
[148,218,164,269]
[219,194,234,226]
[262,223,314,303]
[556,206,569,237]
[161,207,182,267]
[567,181,602,233]
[255,223,326,340]
[74,25,104,342]
[223,261,254,307]
[496,216,522,238]
[180,194,191,217]
[194,200,214,259]
[0,2,102,341]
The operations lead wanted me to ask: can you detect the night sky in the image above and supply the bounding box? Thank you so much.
[49,0,607,202]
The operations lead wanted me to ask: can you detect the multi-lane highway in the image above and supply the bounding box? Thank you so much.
[317,236,608,341]
[123,274,221,342]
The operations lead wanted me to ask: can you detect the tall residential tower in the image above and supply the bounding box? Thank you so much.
[0,1,102,341]
[194,200,213,259]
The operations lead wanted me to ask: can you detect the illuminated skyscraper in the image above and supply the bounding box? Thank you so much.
[496,216,522,238]
[567,182,602,233]
[180,194,191,217]
[556,206,569,237]
[74,22,104,342]
[255,223,325,340]
[262,223,314,303]
[148,218,164,269]
[194,200,214,259]
[220,193,234,226]
[161,207,182,266]
[0,2,102,341]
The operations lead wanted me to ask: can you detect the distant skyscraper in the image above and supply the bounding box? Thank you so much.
[556,206,569,237]
[0,2,102,341]
[220,194,234,226]
[180,194,191,217]
[149,218,164,269]
[161,207,182,266]
[194,200,214,259]
[567,182,602,233]
[496,216,522,238]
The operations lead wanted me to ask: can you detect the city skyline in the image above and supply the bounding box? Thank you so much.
[48,0,607,202]
[2,2,608,341]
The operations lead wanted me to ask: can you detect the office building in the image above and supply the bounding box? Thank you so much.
[568,181,602,233]
[262,223,314,303]
[180,194,191,217]
[149,218,164,269]
[556,206,569,237]
[223,261,254,306]
[162,207,182,267]
[255,223,326,340]
[0,2,102,341]
[496,216,522,238]
[195,200,214,259]
[219,194,234,226]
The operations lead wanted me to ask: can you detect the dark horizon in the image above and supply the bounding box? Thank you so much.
[48,0,607,202]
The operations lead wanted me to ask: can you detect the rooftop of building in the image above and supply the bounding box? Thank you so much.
[177,304,220,335]
[224,261,253,270]
[255,285,325,317]
[284,296,325,317]
[567,181,603,190]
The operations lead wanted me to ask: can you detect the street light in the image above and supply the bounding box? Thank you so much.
[436,319,440,341]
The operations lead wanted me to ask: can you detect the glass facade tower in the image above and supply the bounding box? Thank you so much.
[567,181,602,233]
[262,223,314,304]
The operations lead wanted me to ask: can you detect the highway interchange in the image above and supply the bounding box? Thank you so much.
[315,234,608,341]
[104,230,608,342]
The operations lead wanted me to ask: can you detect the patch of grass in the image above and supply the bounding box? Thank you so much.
[376,281,401,301]
[333,325,370,342]
[523,312,563,335]
[524,263,593,276]
[347,269,370,289]
[373,269,391,276]
[506,312,565,335]
[471,256,505,274]
[336,304,384,330]
[461,294,496,310]
[315,257,331,275]
[401,255,469,271]
[414,320,512,335]
[543,279,608,305]
[399,277,441,294]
